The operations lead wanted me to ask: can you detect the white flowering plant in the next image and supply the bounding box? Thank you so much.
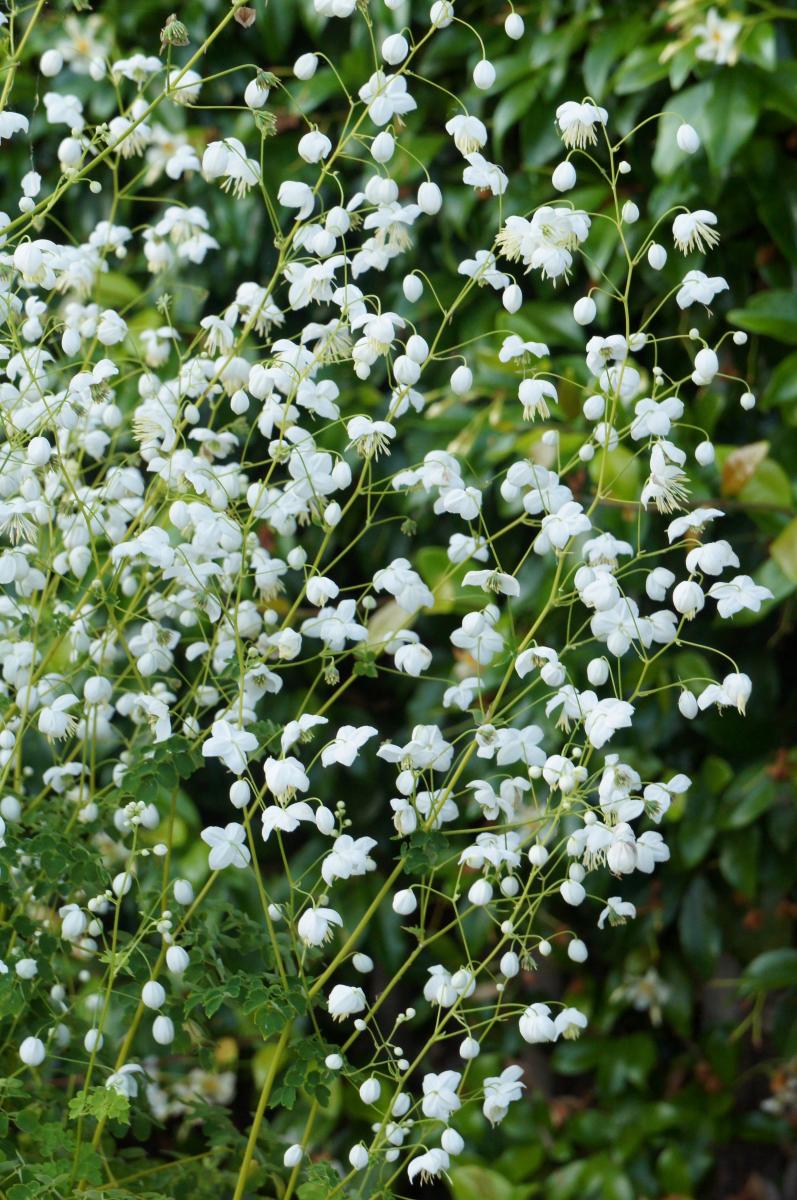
[0,1,789,1197]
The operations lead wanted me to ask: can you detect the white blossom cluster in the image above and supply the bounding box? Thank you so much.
[0,0,771,1192]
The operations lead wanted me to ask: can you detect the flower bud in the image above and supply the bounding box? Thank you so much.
[166,945,190,974]
[316,805,336,835]
[418,181,442,214]
[573,296,596,325]
[392,888,417,915]
[450,365,472,394]
[502,283,522,313]
[500,951,520,978]
[294,54,318,80]
[359,1077,381,1104]
[468,879,493,906]
[152,1015,175,1045]
[568,938,588,963]
[19,1036,45,1066]
[40,49,64,78]
[647,243,667,270]
[459,1036,480,1059]
[84,676,112,704]
[673,580,704,619]
[229,780,250,809]
[504,12,525,38]
[173,879,194,905]
[142,980,166,1010]
[473,59,496,90]
[349,1143,369,1169]
[587,657,609,686]
[382,34,409,64]
[283,1145,303,1168]
[244,79,270,109]
[84,1028,104,1052]
[552,161,576,192]
[676,123,700,154]
[371,131,394,163]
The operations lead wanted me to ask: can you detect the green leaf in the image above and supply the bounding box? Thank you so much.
[762,352,797,411]
[68,1087,130,1127]
[770,519,797,583]
[718,827,760,896]
[728,291,797,344]
[448,1165,517,1200]
[742,949,797,992]
[702,70,761,171]
[493,81,539,152]
[583,17,648,99]
[720,768,776,829]
[743,21,777,70]
[679,877,721,975]
[614,45,670,94]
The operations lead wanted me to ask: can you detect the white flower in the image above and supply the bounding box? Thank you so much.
[598,896,637,929]
[462,569,519,597]
[641,443,689,513]
[261,802,315,841]
[37,694,79,739]
[445,113,487,154]
[519,1002,557,1043]
[298,130,332,163]
[694,7,742,65]
[685,539,739,576]
[584,699,634,749]
[482,1065,525,1126]
[421,1070,461,1121]
[321,725,378,768]
[672,210,719,254]
[358,71,417,125]
[106,1064,145,1097]
[708,575,773,618]
[555,100,608,147]
[297,906,342,946]
[676,270,728,310]
[0,112,29,143]
[278,180,315,219]
[321,834,377,885]
[462,152,508,196]
[450,608,504,665]
[423,965,458,1008]
[373,558,433,611]
[519,378,557,420]
[301,600,367,652]
[201,823,251,870]
[534,501,591,554]
[264,756,310,801]
[698,672,752,715]
[692,346,719,386]
[347,415,396,457]
[407,1148,450,1185]
[327,983,366,1020]
[202,720,258,775]
[554,1007,588,1039]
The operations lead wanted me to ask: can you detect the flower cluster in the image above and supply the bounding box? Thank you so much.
[0,0,769,1194]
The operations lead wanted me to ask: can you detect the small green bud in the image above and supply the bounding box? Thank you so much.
[160,14,190,51]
